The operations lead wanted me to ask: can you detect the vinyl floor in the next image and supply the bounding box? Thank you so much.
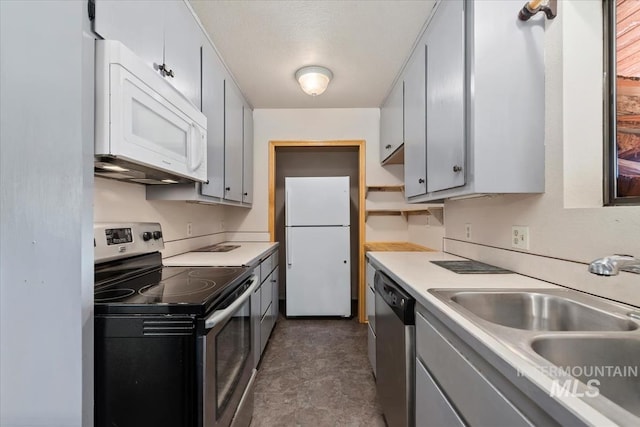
[250,314,385,427]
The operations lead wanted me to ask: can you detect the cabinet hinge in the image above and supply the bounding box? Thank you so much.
[88,0,95,21]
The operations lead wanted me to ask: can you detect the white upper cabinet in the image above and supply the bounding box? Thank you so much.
[201,43,225,198]
[402,0,544,202]
[224,80,245,202]
[243,104,254,205]
[380,79,404,164]
[93,0,201,107]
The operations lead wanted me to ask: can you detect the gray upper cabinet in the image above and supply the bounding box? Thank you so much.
[142,3,253,208]
[201,43,225,199]
[242,105,254,205]
[93,1,163,70]
[401,0,544,202]
[404,0,465,199]
[403,43,427,198]
[162,1,202,108]
[424,0,465,193]
[380,79,404,164]
[224,80,245,202]
[93,0,201,107]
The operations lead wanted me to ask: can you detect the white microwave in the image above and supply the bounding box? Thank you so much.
[95,40,207,184]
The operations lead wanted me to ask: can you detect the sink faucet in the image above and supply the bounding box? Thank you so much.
[588,255,640,276]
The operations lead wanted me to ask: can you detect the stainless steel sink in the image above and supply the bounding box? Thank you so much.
[429,288,640,424]
[449,291,637,331]
[531,336,640,417]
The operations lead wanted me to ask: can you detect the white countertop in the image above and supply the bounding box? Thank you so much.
[367,251,628,427]
[163,242,278,267]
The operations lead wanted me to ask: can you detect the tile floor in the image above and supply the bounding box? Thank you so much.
[250,315,385,427]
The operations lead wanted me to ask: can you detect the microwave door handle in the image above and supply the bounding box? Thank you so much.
[187,124,205,172]
[204,275,258,329]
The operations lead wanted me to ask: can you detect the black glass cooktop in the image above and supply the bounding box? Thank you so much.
[94,265,250,316]
[430,260,513,274]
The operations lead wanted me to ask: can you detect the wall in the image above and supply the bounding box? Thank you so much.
[226,108,446,249]
[442,1,640,307]
[225,109,395,231]
[95,178,226,257]
[1,2,94,425]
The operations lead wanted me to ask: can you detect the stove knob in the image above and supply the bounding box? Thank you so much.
[142,232,152,241]
[153,231,163,240]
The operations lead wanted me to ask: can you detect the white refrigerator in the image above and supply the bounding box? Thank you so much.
[285,176,351,316]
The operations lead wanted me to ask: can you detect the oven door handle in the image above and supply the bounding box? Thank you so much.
[204,275,259,329]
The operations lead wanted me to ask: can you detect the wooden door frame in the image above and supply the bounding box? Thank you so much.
[268,140,367,323]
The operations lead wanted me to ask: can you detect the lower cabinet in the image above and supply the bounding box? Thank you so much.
[253,251,279,368]
[365,260,376,375]
[415,358,465,427]
[415,304,561,427]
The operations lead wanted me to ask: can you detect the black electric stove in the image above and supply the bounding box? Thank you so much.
[95,252,250,316]
[93,222,257,427]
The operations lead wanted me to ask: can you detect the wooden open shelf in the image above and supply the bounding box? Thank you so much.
[366,185,405,197]
[365,183,444,221]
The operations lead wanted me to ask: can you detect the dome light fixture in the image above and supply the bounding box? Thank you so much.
[295,66,333,96]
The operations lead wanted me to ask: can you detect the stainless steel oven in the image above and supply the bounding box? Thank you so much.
[94,222,258,427]
[201,274,258,427]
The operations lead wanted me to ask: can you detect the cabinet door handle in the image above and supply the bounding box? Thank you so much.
[158,63,175,78]
[453,165,463,173]
[385,144,392,149]
[243,192,248,196]
[225,187,231,191]
[418,178,425,184]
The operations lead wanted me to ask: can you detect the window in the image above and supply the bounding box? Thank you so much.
[605,0,640,205]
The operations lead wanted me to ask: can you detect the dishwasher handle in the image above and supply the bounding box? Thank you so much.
[375,271,415,325]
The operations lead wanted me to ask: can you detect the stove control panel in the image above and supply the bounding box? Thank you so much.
[94,222,164,263]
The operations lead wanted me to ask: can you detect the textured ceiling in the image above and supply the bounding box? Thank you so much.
[190,0,436,109]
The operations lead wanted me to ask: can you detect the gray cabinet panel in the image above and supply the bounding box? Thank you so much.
[201,44,225,198]
[416,358,466,427]
[403,44,427,198]
[162,1,202,107]
[368,324,377,377]
[93,0,164,71]
[380,79,404,163]
[425,0,465,192]
[224,80,244,202]
[242,105,254,204]
[416,311,533,427]
[271,267,279,320]
[94,1,201,107]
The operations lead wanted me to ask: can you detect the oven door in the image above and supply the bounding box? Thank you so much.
[201,275,258,427]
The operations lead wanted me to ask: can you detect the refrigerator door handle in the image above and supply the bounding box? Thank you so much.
[285,189,290,226]
[287,229,292,266]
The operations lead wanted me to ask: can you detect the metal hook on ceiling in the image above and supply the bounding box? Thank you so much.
[518,0,557,21]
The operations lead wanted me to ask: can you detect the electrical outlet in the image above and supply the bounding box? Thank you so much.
[187,222,193,237]
[512,226,529,250]
[465,223,472,240]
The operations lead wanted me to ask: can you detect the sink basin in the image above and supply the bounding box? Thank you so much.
[449,291,637,331]
[429,288,640,423]
[531,337,640,417]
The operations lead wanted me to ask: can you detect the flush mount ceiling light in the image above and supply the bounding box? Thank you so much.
[295,66,333,96]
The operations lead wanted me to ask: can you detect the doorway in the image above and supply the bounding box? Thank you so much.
[268,140,366,322]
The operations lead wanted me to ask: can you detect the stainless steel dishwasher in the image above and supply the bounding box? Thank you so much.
[375,271,416,427]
